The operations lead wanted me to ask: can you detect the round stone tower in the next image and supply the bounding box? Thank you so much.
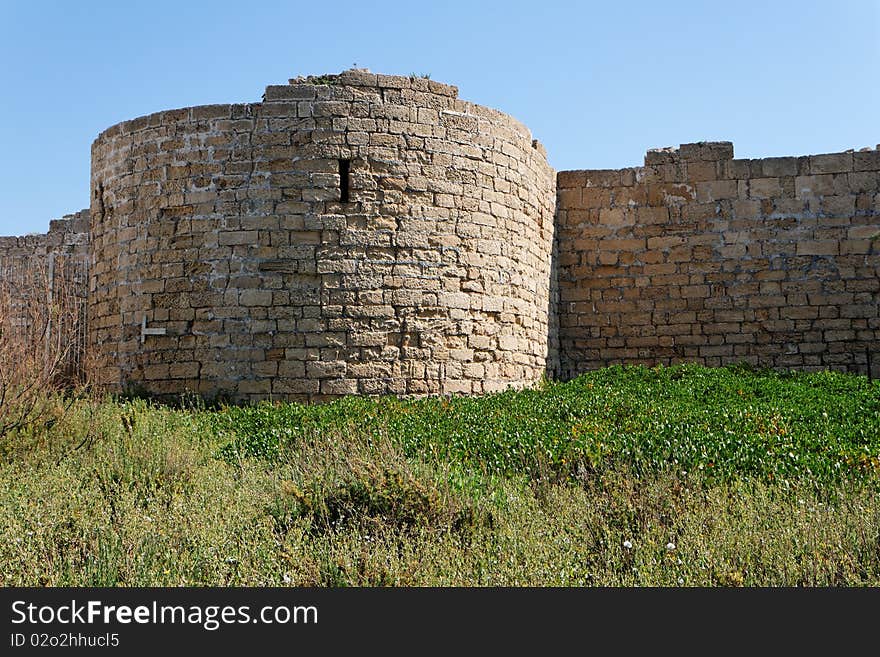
[88,70,556,401]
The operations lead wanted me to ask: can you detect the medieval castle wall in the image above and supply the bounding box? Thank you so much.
[2,71,878,400]
[0,210,91,375]
[0,208,90,314]
[88,71,556,401]
[556,142,880,378]
[0,209,90,266]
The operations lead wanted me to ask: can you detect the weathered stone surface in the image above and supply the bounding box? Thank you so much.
[84,70,556,402]
[0,210,90,376]
[557,142,880,379]
[5,76,878,401]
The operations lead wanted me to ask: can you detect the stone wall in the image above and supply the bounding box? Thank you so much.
[89,72,556,401]
[0,209,90,264]
[0,209,90,313]
[5,71,879,400]
[556,142,880,378]
[0,210,90,377]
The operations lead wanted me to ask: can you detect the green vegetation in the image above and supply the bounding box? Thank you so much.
[305,75,336,85]
[1,364,879,586]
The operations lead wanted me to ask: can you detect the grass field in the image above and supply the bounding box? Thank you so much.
[1,364,879,586]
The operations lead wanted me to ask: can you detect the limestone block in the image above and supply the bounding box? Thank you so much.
[810,153,852,174]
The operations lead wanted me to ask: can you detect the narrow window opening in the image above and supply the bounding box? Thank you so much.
[339,159,350,203]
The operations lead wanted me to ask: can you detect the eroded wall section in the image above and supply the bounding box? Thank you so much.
[0,210,90,376]
[556,142,880,378]
[0,210,90,265]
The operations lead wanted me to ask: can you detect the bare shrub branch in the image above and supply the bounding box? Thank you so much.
[0,255,89,440]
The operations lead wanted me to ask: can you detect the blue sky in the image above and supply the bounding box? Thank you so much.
[1,0,878,235]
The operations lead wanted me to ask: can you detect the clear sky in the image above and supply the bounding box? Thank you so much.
[1,0,878,236]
